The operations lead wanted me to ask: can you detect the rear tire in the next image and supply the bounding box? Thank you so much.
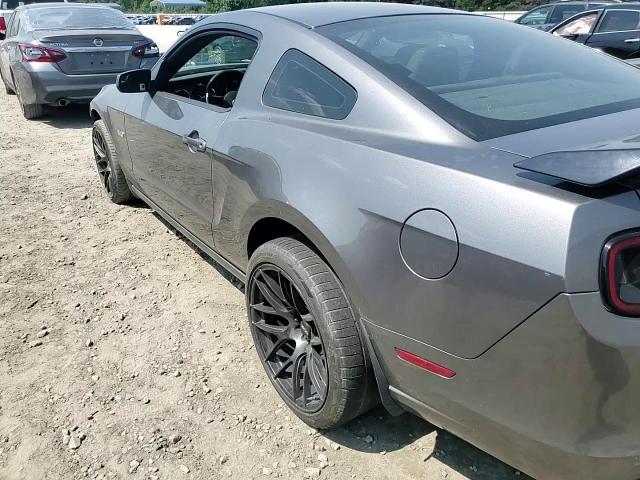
[14,75,43,119]
[92,120,131,204]
[19,100,43,120]
[247,237,378,429]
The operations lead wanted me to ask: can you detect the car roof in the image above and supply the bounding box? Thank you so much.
[597,2,640,8]
[538,0,619,5]
[245,2,462,29]
[17,2,115,11]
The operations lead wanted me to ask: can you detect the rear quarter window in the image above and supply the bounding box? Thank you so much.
[262,49,357,120]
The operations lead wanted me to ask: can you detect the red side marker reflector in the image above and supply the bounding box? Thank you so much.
[394,347,456,379]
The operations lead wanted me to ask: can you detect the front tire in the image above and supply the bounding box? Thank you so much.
[247,237,378,429]
[92,120,131,204]
[2,77,15,95]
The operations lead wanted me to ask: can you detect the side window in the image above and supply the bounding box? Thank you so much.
[554,12,599,36]
[161,33,258,108]
[517,6,552,26]
[598,10,640,33]
[262,49,357,120]
[549,5,586,24]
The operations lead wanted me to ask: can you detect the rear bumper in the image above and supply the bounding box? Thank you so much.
[13,63,120,105]
[368,292,640,480]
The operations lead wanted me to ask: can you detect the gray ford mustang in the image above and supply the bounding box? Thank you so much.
[89,3,640,479]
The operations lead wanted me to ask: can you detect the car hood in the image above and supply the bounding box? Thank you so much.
[485,107,640,187]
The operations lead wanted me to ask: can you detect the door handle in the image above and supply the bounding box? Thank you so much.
[181,130,206,154]
[625,38,640,43]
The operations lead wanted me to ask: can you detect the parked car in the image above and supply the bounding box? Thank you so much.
[551,3,640,64]
[0,3,159,119]
[175,17,196,25]
[90,3,640,480]
[133,15,156,25]
[515,0,618,30]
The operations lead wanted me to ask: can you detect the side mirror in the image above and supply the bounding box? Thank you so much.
[117,69,152,94]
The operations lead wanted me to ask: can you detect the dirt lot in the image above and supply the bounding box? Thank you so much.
[0,90,527,480]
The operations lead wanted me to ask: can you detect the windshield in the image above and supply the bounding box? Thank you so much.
[318,14,640,140]
[26,7,134,31]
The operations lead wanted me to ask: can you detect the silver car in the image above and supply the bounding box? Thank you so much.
[0,3,159,119]
[90,3,640,479]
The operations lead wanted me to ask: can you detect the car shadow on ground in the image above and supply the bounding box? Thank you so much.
[151,212,245,291]
[326,406,530,480]
[37,104,93,129]
[148,211,529,480]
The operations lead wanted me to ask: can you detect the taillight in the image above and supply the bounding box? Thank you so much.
[132,42,159,58]
[601,231,640,316]
[19,44,67,63]
[0,17,6,33]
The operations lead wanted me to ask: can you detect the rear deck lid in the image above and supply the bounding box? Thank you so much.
[486,107,640,186]
[36,29,148,74]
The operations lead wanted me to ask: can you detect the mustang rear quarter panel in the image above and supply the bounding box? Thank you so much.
[367,292,640,480]
[201,13,629,359]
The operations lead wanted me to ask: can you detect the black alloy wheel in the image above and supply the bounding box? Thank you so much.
[92,126,114,199]
[246,238,379,429]
[91,120,131,204]
[248,264,329,413]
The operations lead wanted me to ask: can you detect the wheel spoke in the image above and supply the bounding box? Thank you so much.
[93,139,106,158]
[291,351,307,401]
[302,361,312,406]
[92,131,107,158]
[96,162,110,174]
[255,272,294,322]
[273,358,293,379]
[264,337,288,361]
[307,349,327,401]
[262,271,289,306]
[252,318,287,338]
[249,302,277,315]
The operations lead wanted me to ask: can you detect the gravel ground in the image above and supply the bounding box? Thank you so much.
[0,90,529,480]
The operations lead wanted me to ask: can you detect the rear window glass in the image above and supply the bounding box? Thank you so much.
[263,49,357,120]
[318,14,640,140]
[26,7,133,31]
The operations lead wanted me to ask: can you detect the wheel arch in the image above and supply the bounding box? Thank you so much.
[242,202,362,311]
[243,204,403,416]
[90,108,102,122]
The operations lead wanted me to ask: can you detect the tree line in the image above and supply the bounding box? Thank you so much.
[117,0,545,15]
